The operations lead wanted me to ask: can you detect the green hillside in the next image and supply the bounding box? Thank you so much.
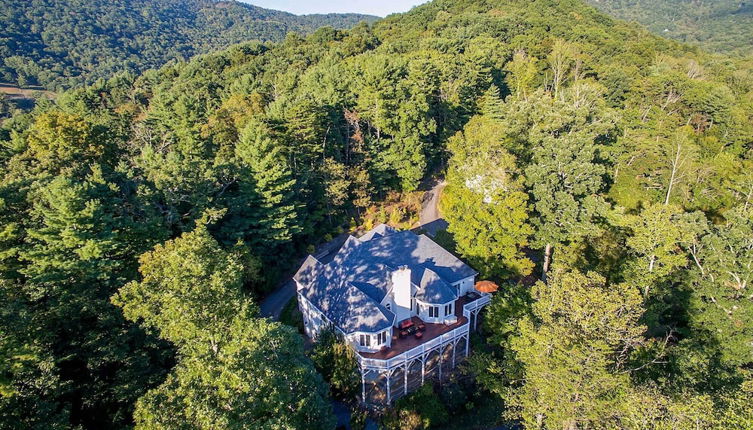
[1,0,752,429]
[586,0,753,56]
[0,0,376,90]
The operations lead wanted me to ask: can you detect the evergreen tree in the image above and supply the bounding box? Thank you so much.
[234,120,301,248]
[8,171,169,429]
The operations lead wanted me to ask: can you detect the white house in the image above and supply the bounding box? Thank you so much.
[294,224,491,405]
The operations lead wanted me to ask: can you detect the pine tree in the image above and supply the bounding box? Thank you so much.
[11,170,169,429]
[234,120,301,248]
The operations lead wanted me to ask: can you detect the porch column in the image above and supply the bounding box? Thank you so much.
[386,371,391,404]
[452,341,456,368]
[361,369,366,404]
[421,358,425,385]
[404,361,408,395]
[465,334,469,357]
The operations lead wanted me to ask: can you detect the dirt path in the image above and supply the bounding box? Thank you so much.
[418,179,448,236]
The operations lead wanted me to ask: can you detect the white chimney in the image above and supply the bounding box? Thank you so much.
[391,266,412,311]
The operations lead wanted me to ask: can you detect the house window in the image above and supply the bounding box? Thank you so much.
[445,303,453,316]
[386,303,391,311]
[377,331,387,345]
[429,306,439,318]
[359,334,371,347]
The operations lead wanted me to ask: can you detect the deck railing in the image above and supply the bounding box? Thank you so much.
[357,293,491,371]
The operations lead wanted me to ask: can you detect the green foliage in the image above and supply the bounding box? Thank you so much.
[0,0,376,91]
[507,271,645,429]
[522,83,616,252]
[613,203,702,297]
[382,384,449,430]
[1,0,753,427]
[442,185,533,278]
[685,206,753,369]
[0,160,170,428]
[113,222,251,351]
[133,317,335,430]
[114,224,335,429]
[442,113,534,278]
[234,120,301,246]
[279,296,305,333]
[310,328,360,401]
[586,0,753,56]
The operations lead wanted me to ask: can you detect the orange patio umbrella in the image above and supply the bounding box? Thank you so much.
[475,280,499,293]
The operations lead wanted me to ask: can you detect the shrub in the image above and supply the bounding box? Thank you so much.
[310,328,361,400]
[382,384,449,430]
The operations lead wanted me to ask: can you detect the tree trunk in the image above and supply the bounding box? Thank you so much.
[665,141,683,205]
[542,243,552,281]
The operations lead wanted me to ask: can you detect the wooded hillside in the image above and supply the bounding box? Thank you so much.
[586,0,753,56]
[1,0,751,428]
[0,0,376,90]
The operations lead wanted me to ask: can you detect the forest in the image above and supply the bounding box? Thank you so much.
[0,0,376,91]
[585,0,753,56]
[0,0,752,429]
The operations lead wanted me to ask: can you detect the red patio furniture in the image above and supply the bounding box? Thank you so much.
[398,319,414,330]
[414,331,424,339]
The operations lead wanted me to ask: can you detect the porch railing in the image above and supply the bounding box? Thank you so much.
[357,293,491,371]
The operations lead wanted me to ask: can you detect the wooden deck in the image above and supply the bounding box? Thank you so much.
[359,296,472,360]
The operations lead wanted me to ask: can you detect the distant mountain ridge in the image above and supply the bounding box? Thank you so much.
[0,0,378,91]
[585,0,753,56]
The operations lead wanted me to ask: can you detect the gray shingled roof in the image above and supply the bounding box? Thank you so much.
[295,225,475,334]
[414,268,456,304]
[359,231,477,283]
[359,223,398,241]
[301,273,395,334]
[293,255,323,286]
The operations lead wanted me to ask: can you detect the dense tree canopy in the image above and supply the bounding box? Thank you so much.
[113,223,334,429]
[0,0,376,91]
[585,0,753,56]
[1,0,752,428]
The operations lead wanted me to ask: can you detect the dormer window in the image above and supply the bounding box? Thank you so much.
[386,303,391,311]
